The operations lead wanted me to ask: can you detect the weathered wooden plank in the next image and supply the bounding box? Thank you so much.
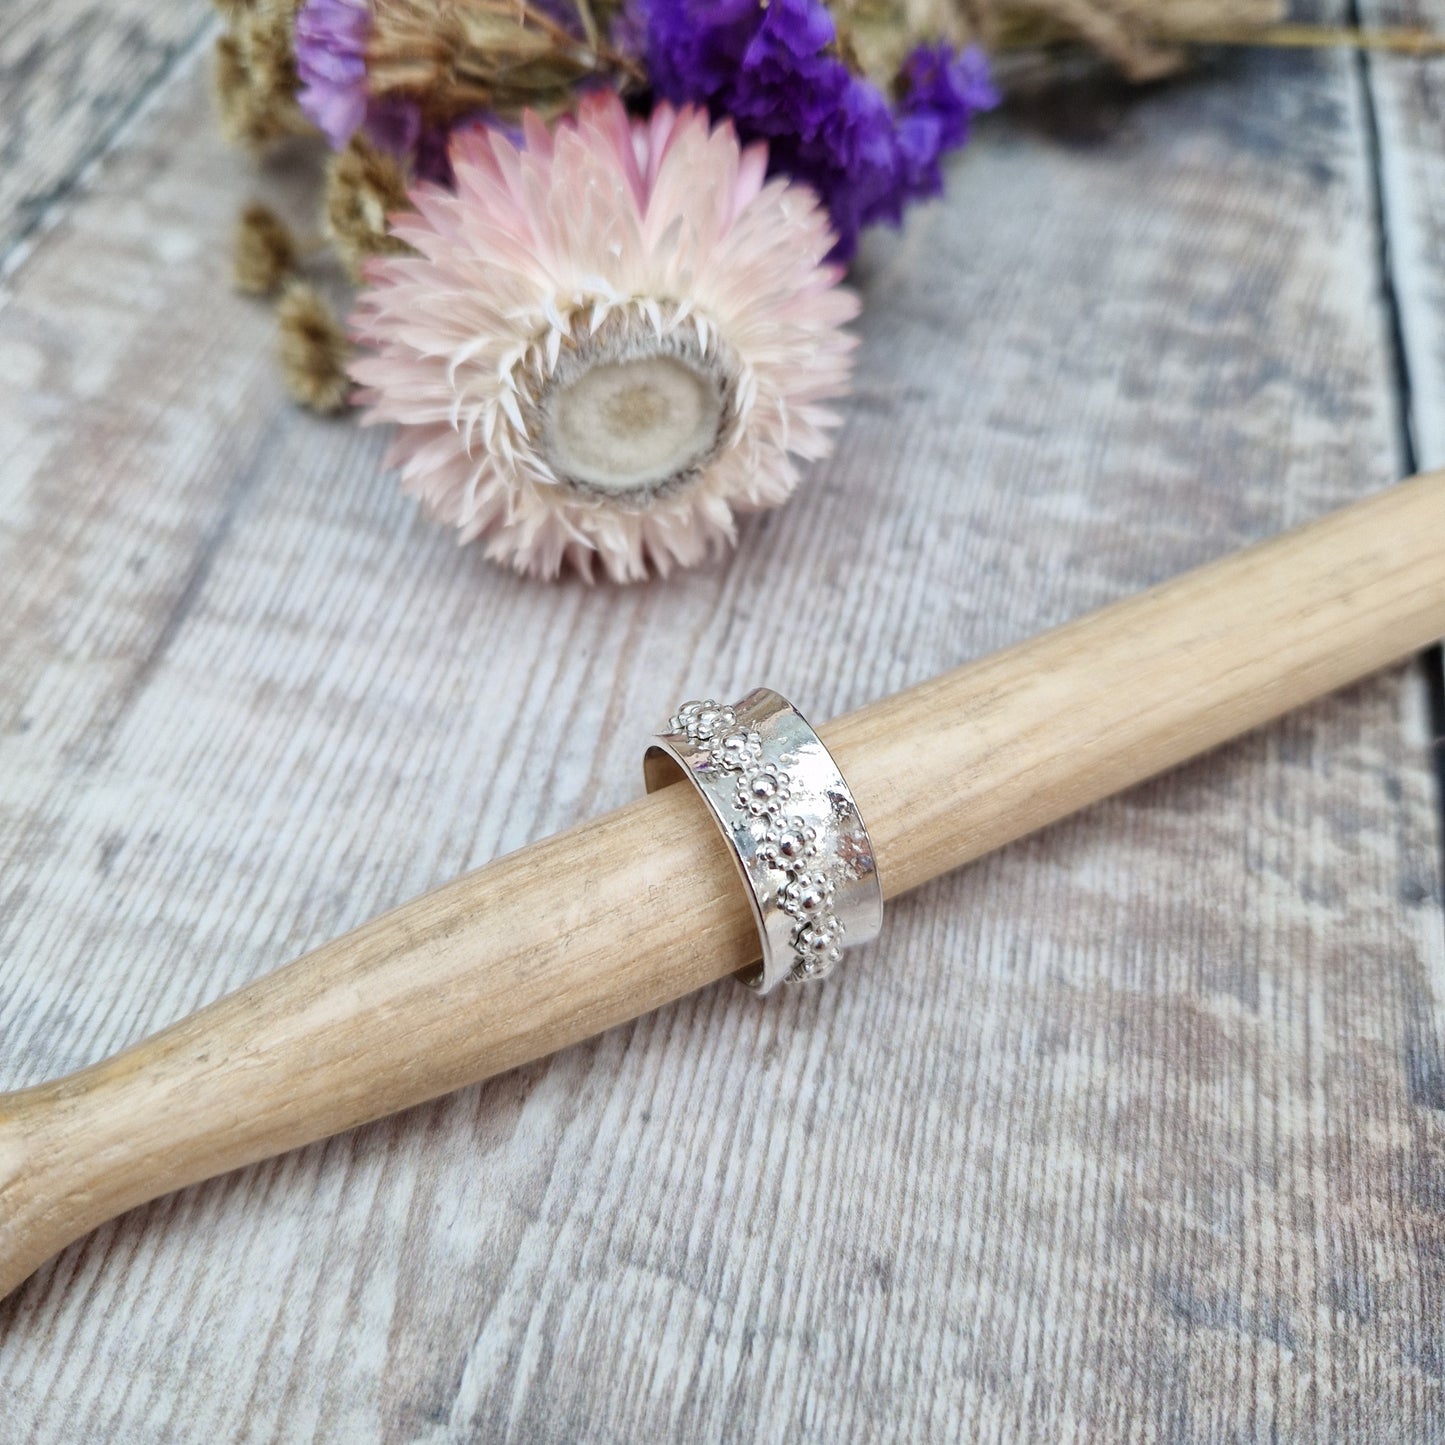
[1359,0,1445,847]
[0,19,1441,1445]
[1362,0,1445,470]
[0,2,214,266]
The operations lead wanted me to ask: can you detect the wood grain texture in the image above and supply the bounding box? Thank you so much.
[1363,0,1445,472]
[1,7,1443,1444]
[1359,0,1445,828]
[0,2,215,266]
[4,472,1441,1304]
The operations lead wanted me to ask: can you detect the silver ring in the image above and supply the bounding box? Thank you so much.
[644,689,883,994]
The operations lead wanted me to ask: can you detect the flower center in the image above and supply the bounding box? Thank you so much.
[533,307,739,502]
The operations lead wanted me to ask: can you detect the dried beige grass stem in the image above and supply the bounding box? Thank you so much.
[211,0,312,153]
[233,203,300,295]
[367,0,641,122]
[836,0,1287,82]
[277,282,352,413]
[326,137,415,282]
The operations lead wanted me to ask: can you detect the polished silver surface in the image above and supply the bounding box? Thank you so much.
[644,689,883,994]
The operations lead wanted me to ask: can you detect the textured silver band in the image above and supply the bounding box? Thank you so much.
[644,689,883,994]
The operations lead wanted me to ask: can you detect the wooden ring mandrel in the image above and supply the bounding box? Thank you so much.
[2,470,1443,1300]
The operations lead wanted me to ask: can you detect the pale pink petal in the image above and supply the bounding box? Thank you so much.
[349,93,856,583]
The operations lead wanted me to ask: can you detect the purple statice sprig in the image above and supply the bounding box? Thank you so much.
[292,0,992,257]
[645,0,998,259]
[294,0,460,182]
[294,0,371,149]
[293,0,596,151]
[895,42,999,202]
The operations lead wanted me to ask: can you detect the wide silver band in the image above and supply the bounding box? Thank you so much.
[644,689,883,994]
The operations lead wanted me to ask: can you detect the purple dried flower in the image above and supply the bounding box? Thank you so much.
[894,43,1000,199]
[294,0,371,149]
[293,0,461,180]
[411,117,461,185]
[295,0,588,173]
[648,0,761,96]
[645,0,997,258]
[901,42,1000,145]
[361,94,421,156]
[608,0,651,62]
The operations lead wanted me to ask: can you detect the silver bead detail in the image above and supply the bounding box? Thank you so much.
[781,872,833,919]
[713,728,762,771]
[671,699,736,744]
[651,689,879,988]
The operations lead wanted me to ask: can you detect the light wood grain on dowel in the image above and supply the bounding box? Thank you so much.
[1,470,1443,1300]
[826,468,1445,897]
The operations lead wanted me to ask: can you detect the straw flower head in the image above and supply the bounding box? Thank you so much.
[350,91,858,582]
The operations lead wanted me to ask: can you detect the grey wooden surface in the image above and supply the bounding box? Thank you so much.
[0,2,214,269]
[1,4,1443,1441]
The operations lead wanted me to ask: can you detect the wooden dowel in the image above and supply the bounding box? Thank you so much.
[827,468,1445,897]
[2,470,1443,1299]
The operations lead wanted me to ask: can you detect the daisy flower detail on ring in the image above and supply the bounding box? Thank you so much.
[348,90,860,582]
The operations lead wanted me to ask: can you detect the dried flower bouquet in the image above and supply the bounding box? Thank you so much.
[217,0,1292,580]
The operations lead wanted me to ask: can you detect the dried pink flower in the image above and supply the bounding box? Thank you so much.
[349,91,858,582]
